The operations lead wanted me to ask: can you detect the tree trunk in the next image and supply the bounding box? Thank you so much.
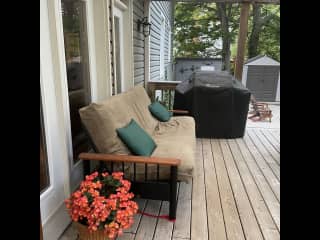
[248,4,262,58]
[217,3,231,72]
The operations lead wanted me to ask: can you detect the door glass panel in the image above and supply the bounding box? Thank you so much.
[114,16,122,94]
[61,0,91,163]
[40,91,50,193]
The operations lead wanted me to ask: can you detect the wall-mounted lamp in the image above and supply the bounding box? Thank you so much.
[137,17,151,38]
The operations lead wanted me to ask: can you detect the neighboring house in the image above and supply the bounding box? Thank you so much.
[40,0,173,239]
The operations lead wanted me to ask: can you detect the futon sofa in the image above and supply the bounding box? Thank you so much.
[78,85,196,219]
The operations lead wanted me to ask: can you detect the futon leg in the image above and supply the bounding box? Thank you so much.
[83,160,90,176]
[169,166,178,220]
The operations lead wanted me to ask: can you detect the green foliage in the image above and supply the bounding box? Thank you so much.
[253,5,280,61]
[174,2,280,62]
[174,3,240,58]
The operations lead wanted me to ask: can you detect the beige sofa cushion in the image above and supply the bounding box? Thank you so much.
[152,116,196,181]
[132,116,195,182]
[79,86,158,154]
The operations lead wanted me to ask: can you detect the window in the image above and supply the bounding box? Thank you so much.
[61,0,91,163]
[40,92,50,193]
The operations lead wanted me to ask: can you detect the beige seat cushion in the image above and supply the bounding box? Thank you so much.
[132,116,196,182]
[152,116,196,182]
[79,86,158,154]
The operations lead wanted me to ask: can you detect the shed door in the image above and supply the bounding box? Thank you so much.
[247,66,279,101]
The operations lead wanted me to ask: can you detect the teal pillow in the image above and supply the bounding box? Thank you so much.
[116,119,157,156]
[148,102,172,122]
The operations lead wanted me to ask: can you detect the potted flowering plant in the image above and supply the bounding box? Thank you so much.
[65,171,138,240]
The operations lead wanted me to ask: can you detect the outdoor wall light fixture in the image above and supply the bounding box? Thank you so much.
[137,17,151,37]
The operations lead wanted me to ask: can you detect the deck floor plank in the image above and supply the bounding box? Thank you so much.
[172,182,192,239]
[246,130,280,180]
[210,139,245,240]
[134,200,161,240]
[229,139,280,239]
[260,129,280,153]
[253,129,280,165]
[190,140,209,240]
[117,233,135,240]
[269,129,280,143]
[202,139,227,240]
[152,201,174,240]
[220,139,264,240]
[236,138,280,202]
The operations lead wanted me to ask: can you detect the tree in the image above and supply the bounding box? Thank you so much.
[174,3,240,72]
[248,4,280,61]
[216,3,240,71]
[174,3,221,57]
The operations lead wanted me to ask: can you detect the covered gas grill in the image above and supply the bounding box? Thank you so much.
[173,71,251,138]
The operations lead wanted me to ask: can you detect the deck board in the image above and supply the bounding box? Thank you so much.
[236,138,280,202]
[211,139,245,240]
[190,140,209,240]
[253,130,280,165]
[153,201,174,240]
[229,139,280,239]
[202,139,227,240]
[172,182,192,239]
[260,129,280,153]
[220,139,264,240]
[135,200,161,240]
[246,130,280,180]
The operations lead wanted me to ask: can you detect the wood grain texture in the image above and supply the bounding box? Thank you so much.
[220,139,264,240]
[191,140,208,240]
[211,139,245,240]
[254,129,280,165]
[135,200,161,240]
[229,139,280,239]
[260,129,280,153]
[172,182,192,239]
[236,138,280,202]
[153,201,174,240]
[202,139,227,240]
[246,130,280,180]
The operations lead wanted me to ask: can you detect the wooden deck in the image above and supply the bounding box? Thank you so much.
[60,106,280,240]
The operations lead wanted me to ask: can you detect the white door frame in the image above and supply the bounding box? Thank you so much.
[40,0,71,239]
[112,0,134,93]
[113,7,125,93]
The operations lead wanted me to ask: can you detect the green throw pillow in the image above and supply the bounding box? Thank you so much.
[116,119,157,156]
[148,102,172,122]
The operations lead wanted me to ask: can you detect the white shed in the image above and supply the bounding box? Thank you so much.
[242,55,280,102]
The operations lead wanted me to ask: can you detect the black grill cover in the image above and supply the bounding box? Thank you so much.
[173,71,251,138]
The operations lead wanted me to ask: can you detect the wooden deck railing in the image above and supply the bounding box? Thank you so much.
[147,81,181,110]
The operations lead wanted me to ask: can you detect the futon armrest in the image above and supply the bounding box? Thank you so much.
[79,153,181,166]
[169,109,189,115]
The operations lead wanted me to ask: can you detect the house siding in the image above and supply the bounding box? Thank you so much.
[150,0,172,81]
[133,0,145,85]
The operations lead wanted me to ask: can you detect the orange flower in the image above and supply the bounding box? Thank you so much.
[65,171,138,239]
